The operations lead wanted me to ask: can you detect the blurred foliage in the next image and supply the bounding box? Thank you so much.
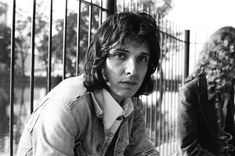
[0,0,173,76]
[0,24,11,73]
[139,0,173,18]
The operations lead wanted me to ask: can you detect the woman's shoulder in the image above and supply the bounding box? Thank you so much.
[179,77,202,97]
[46,74,88,103]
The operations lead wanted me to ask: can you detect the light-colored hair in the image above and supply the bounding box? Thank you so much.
[187,26,235,92]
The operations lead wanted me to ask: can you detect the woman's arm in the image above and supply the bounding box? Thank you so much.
[177,86,214,156]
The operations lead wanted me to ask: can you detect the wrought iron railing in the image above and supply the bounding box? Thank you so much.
[2,0,190,155]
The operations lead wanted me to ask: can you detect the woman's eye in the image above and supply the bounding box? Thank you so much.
[138,56,149,63]
[111,52,126,60]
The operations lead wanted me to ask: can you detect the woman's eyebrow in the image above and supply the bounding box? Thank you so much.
[111,47,150,56]
[115,47,128,51]
[110,47,129,53]
[141,52,150,56]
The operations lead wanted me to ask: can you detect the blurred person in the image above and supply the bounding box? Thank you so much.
[16,12,161,156]
[177,26,235,156]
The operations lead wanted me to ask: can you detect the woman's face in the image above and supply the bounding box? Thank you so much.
[104,38,150,104]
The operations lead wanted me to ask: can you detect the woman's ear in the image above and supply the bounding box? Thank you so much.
[102,67,111,88]
[102,67,109,82]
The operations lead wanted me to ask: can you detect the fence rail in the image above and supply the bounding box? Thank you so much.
[3,0,190,155]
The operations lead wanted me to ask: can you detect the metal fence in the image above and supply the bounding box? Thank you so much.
[4,0,189,155]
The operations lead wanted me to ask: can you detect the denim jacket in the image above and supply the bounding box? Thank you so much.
[17,75,158,156]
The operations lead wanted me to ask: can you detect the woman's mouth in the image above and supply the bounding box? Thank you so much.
[120,81,138,87]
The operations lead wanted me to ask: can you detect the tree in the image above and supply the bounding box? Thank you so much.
[142,0,173,17]
[1,0,174,77]
[38,0,173,76]
[0,24,11,73]
[13,1,49,77]
[37,5,100,76]
[117,0,173,18]
[14,16,32,77]
[0,2,7,16]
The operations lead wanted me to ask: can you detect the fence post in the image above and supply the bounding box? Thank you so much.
[184,30,190,83]
[103,0,116,21]
[10,1,16,155]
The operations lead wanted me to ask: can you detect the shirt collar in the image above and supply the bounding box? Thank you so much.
[91,89,134,129]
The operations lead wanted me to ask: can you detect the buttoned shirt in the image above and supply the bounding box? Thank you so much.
[91,89,134,154]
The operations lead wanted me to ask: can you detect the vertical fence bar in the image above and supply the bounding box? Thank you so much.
[104,0,115,17]
[193,32,197,73]
[143,97,147,130]
[184,30,190,82]
[173,23,177,154]
[175,25,179,146]
[136,1,139,12]
[148,3,153,139]
[155,70,161,146]
[130,0,133,11]
[99,0,103,26]
[169,21,173,154]
[166,19,170,155]
[165,19,170,155]
[76,0,81,76]
[10,0,16,155]
[153,14,159,143]
[47,0,53,92]
[88,0,92,47]
[172,28,175,154]
[181,31,185,84]
[162,19,166,155]
[122,0,125,12]
[156,14,161,147]
[162,18,167,154]
[63,0,68,80]
[174,27,181,149]
[30,0,36,113]
[173,24,177,153]
[174,25,177,154]
[151,92,154,141]
[159,16,163,152]
[179,30,183,85]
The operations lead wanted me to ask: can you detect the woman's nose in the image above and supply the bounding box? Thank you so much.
[125,59,137,75]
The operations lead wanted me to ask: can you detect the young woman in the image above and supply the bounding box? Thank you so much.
[17,12,161,156]
[177,26,235,156]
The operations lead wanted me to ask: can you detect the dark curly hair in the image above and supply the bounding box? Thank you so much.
[187,26,235,93]
[83,12,161,96]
